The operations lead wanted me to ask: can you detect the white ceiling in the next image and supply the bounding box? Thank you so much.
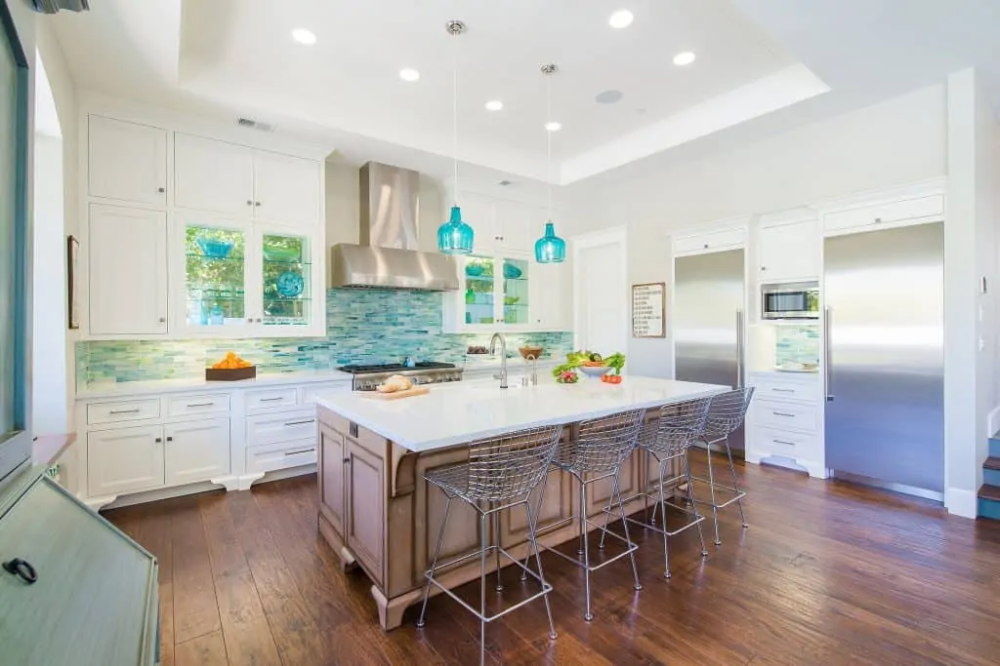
[49,0,1000,186]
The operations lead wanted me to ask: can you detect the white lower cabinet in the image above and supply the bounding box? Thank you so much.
[164,418,231,486]
[88,425,165,497]
[745,371,825,478]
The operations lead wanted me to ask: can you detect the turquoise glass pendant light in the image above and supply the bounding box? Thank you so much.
[437,20,476,255]
[438,205,475,255]
[535,221,566,262]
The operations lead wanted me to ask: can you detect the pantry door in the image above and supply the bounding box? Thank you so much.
[573,227,628,362]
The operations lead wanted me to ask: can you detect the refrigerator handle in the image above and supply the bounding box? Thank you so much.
[824,307,834,401]
[736,309,745,388]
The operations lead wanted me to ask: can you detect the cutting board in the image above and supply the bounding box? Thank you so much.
[362,386,431,400]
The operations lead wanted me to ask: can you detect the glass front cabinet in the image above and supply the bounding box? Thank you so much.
[173,215,324,337]
[444,253,534,332]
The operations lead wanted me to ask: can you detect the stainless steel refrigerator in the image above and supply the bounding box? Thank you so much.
[824,222,944,496]
[674,249,746,451]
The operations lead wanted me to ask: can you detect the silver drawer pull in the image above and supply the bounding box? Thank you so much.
[771,388,795,393]
[259,397,284,402]
[772,411,795,418]
[284,419,315,427]
[283,448,315,457]
[773,439,796,446]
[187,402,215,408]
[109,408,141,415]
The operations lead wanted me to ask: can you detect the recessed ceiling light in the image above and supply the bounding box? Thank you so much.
[545,121,562,132]
[485,100,504,111]
[595,90,623,104]
[609,9,634,29]
[399,68,421,82]
[673,51,697,66]
[291,28,316,45]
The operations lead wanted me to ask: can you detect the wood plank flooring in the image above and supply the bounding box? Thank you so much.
[105,455,1000,666]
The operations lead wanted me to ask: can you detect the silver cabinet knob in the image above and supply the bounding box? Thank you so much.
[246,317,254,323]
[256,317,262,323]
[703,243,709,249]
[157,187,165,193]
[255,201,261,207]
[761,266,767,271]
[158,317,166,323]
[246,200,253,206]
[875,217,883,223]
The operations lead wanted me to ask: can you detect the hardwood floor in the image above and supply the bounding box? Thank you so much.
[105,456,1000,666]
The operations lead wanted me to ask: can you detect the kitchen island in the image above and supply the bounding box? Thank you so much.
[314,376,727,630]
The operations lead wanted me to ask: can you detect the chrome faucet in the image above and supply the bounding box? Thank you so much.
[489,332,508,389]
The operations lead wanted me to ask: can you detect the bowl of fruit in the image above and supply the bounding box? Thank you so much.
[205,352,256,380]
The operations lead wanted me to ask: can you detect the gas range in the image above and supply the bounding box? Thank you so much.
[339,362,463,392]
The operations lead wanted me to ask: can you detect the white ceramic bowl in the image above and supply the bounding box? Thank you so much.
[579,365,612,378]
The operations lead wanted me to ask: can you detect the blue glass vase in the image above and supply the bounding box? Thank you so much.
[534,221,566,263]
[438,205,474,255]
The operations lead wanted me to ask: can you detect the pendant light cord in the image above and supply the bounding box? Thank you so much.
[452,30,459,205]
[546,72,552,220]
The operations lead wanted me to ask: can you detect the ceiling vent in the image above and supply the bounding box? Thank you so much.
[236,117,274,132]
[32,0,89,13]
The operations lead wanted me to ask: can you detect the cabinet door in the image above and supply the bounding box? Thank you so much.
[178,216,251,335]
[318,425,345,534]
[174,133,254,216]
[89,204,168,335]
[345,439,384,584]
[164,418,231,486]
[458,193,497,254]
[88,115,167,206]
[461,255,497,327]
[500,256,530,326]
[252,150,321,227]
[758,219,820,282]
[531,260,570,330]
[253,227,324,335]
[88,425,164,496]
[493,200,532,254]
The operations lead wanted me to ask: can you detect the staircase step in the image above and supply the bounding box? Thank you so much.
[984,460,1000,487]
[977,484,1000,520]
[990,433,1000,458]
[986,457,1000,471]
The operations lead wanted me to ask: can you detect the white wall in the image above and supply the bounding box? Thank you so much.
[565,84,948,377]
[944,69,996,515]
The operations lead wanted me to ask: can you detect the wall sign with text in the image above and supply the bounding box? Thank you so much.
[632,282,665,338]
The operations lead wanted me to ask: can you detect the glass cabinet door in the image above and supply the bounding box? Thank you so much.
[259,231,313,328]
[500,257,530,325]
[463,256,496,326]
[184,223,248,330]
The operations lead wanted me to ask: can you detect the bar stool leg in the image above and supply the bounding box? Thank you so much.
[522,473,551,582]
[480,511,488,666]
[492,511,504,591]
[580,480,593,622]
[705,442,722,546]
[657,457,671,579]
[685,450,709,557]
[417,496,453,628]
[598,477,615,550]
[614,470,642,592]
[524,500,558,640]
[723,435,749,528]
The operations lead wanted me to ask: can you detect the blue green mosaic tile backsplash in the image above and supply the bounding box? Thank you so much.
[77,289,574,386]
[775,325,820,366]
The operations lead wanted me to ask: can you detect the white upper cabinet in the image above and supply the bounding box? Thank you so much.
[492,199,533,254]
[174,133,255,216]
[88,115,167,206]
[457,193,536,256]
[758,219,820,282]
[531,260,572,330]
[252,150,322,226]
[88,204,168,336]
[174,134,322,227]
[672,227,746,256]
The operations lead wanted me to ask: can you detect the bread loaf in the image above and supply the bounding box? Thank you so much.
[376,374,413,393]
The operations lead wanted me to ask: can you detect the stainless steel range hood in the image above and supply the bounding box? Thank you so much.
[330,162,459,290]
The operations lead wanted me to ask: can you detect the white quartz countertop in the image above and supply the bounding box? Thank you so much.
[314,375,729,452]
[77,370,354,400]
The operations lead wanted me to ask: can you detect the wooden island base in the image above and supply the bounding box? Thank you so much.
[317,406,674,631]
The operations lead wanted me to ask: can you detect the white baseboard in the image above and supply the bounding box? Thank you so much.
[945,486,978,519]
[989,404,1000,440]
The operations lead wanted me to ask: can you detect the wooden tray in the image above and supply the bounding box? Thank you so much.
[206,366,257,381]
[362,386,430,400]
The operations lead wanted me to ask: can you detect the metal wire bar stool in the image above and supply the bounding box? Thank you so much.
[534,409,645,622]
[417,424,564,666]
[607,397,712,579]
[691,387,755,545]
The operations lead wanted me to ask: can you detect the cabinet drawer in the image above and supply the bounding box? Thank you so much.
[751,427,818,459]
[672,228,745,255]
[247,439,317,474]
[824,195,943,233]
[302,382,351,405]
[753,399,818,433]
[246,387,298,413]
[167,393,231,418]
[87,398,160,425]
[750,376,820,404]
[246,409,317,448]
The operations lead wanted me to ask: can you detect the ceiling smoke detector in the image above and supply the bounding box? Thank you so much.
[236,117,274,132]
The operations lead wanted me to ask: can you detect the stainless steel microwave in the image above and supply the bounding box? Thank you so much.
[761,282,819,320]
